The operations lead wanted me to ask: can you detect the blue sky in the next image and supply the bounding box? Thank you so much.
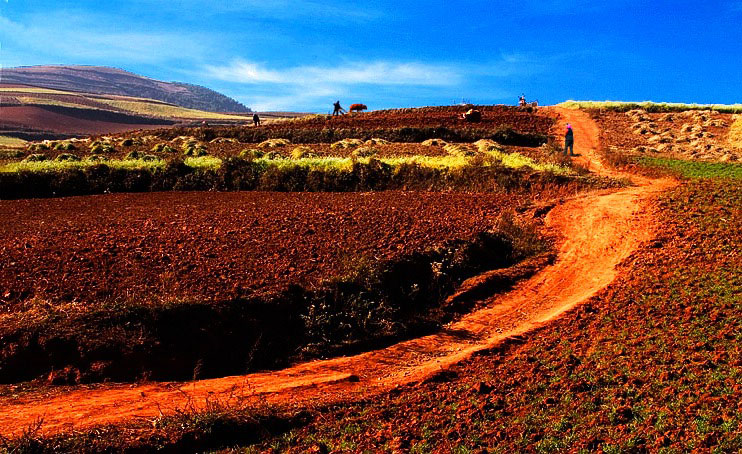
[1,0,741,111]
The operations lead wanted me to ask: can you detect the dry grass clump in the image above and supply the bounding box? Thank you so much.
[239,149,264,160]
[210,137,238,144]
[474,139,501,152]
[55,153,81,162]
[729,115,742,150]
[89,141,115,154]
[421,138,448,146]
[351,146,379,159]
[291,146,317,159]
[258,138,291,148]
[23,153,49,162]
[151,143,177,153]
[365,138,390,145]
[85,154,110,162]
[331,138,363,149]
[443,143,477,157]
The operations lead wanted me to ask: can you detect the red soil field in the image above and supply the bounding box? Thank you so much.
[0,191,526,311]
[0,106,169,136]
[264,105,553,134]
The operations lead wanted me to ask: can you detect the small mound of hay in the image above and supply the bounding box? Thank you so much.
[291,146,316,159]
[258,138,291,148]
[331,138,363,149]
[444,143,477,157]
[421,138,448,146]
[351,146,378,159]
[364,138,390,145]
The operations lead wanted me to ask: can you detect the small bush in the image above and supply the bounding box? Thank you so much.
[55,153,81,162]
[120,138,137,147]
[291,146,316,160]
[0,149,25,159]
[23,153,49,162]
[183,146,208,157]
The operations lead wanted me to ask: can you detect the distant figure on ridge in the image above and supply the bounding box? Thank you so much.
[564,123,575,156]
[253,113,261,126]
[332,100,345,116]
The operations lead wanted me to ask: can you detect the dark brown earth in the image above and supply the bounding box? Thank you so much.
[0,191,525,310]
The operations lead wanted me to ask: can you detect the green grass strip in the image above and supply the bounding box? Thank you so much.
[640,156,742,179]
[559,100,742,113]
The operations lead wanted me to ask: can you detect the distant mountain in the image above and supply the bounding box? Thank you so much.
[1,65,251,113]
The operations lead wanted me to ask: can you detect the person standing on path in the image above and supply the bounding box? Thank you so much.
[564,123,575,156]
[253,113,261,126]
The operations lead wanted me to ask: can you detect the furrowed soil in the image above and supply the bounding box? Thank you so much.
[0,107,678,441]
[0,191,522,309]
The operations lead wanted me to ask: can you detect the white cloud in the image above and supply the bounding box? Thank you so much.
[205,60,462,87]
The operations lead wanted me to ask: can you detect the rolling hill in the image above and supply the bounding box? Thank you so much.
[1,65,250,113]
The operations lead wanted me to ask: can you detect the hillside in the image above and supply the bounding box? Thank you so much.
[1,65,250,113]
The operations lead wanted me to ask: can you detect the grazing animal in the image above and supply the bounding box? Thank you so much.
[462,109,482,122]
[349,103,368,113]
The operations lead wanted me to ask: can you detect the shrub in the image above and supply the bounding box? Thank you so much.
[210,137,237,144]
[119,138,137,147]
[55,153,81,162]
[142,154,161,162]
[124,151,144,160]
[0,149,24,159]
[23,153,49,162]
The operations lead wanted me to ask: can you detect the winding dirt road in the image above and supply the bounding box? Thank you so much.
[0,107,675,437]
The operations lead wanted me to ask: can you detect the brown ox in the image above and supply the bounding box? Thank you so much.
[349,103,367,113]
[462,109,482,122]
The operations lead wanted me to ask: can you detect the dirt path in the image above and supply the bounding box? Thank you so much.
[0,107,676,437]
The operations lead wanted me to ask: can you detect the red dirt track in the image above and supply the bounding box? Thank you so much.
[0,107,677,437]
[0,191,519,310]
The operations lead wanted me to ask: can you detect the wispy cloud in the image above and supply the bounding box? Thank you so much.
[205,60,461,87]
[204,55,547,111]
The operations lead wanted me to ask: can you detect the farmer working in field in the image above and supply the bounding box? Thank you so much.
[564,123,575,156]
[332,100,345,116]
[253,113,261,126]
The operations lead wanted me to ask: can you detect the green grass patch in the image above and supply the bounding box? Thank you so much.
[560,100,742,113]
[639,156,742,179]
[1,158,168,173]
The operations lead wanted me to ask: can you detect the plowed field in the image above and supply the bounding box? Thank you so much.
[265,106,553,133]
[0,191,524,310]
